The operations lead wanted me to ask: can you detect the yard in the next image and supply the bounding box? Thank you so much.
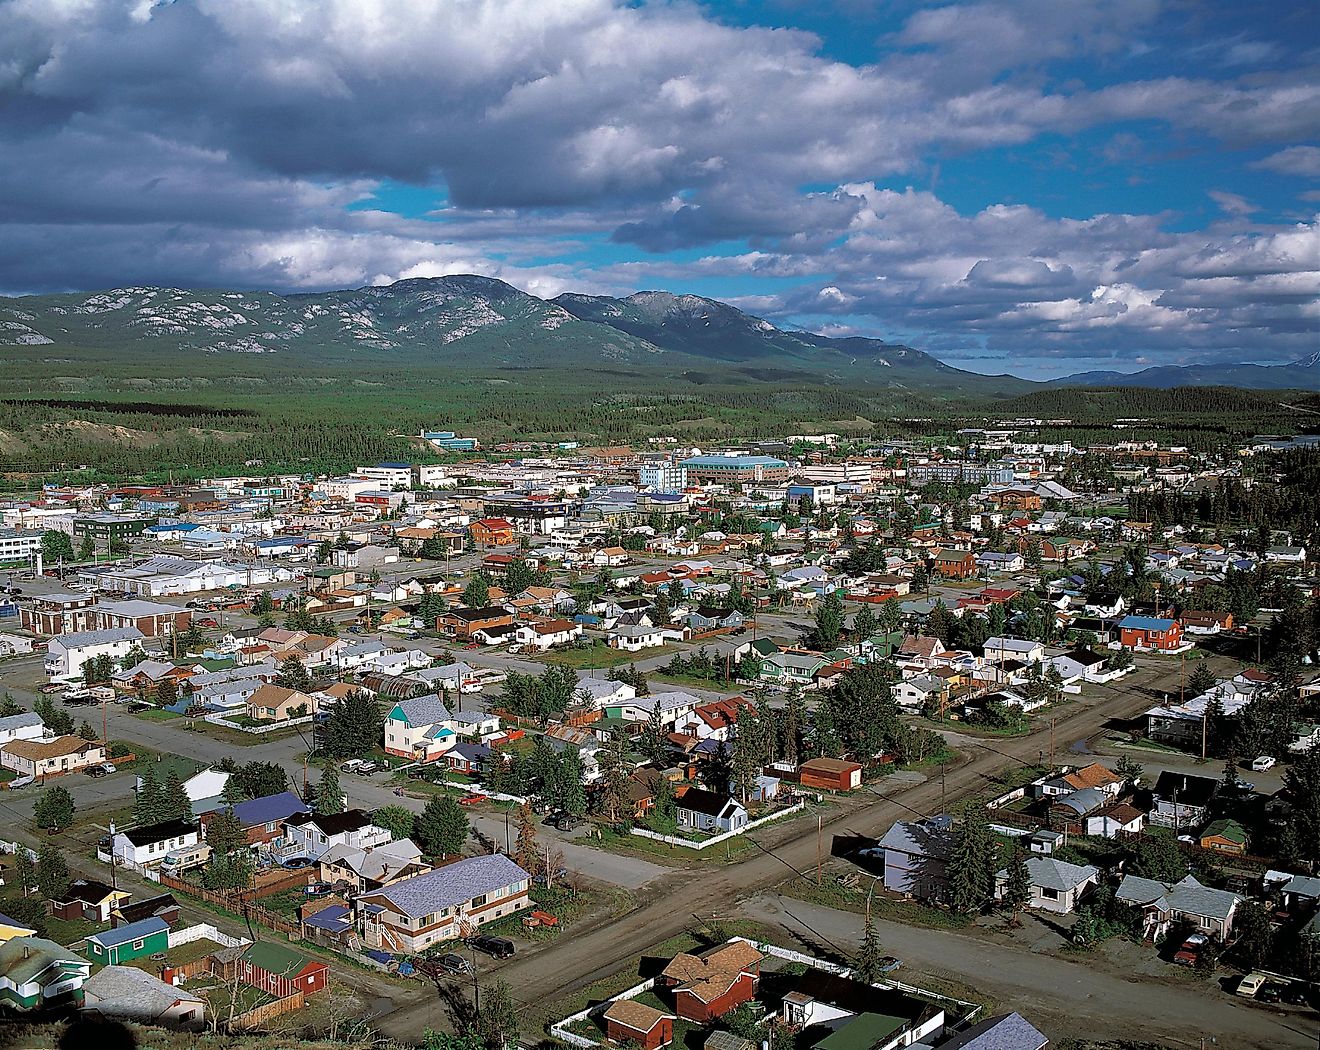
[0,886,102,947]
[540,642,679,670]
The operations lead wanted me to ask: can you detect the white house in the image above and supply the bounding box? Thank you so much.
[44,627,144,681]
[994,857,1100,915]
[983,637,1045,665]
[609,625,667,652]
[573,677,636,709]
[513,619,582,652]
[675,789,749,834]
[0,712,45,748]
[110,819,200,869]
[282,810,391,862]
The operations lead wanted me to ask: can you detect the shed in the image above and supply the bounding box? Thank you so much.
[799,757,863,792]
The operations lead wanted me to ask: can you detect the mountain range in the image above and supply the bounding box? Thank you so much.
[1,274,1315,393]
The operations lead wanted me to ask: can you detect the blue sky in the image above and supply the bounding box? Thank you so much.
[0,0,1316,379]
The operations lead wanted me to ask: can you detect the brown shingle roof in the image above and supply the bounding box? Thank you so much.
[604,999,673,1034]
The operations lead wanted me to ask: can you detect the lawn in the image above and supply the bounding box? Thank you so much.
[781,876,973,932]
[593,823,758,863]
[0,888,102,947]
[540,644,677,670]
[649,671,738,692]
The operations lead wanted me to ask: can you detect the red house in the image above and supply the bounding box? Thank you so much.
[933,549,976,579]
[603,1000,674,1049]
[660,941,764,1022]
[230,942,328,998]
[469,518,515,546]
[1118,615,1184,651]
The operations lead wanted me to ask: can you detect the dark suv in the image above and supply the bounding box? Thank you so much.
[468,935,515,959]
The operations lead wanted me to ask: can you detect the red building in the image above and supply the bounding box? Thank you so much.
[603,1000,674,1049]
[230,942,328,998]
[1118,615,1184,651]
[469,518,516,546]
[799,757,864,792]
[660,941,764,1022]
[933,549,976,579]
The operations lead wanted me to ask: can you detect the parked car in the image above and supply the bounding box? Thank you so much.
[195,617,218,628]
[1251,755,1277,772]
[8,775,33,789]
[1237,972,1268,998]
[84,765,110,779]
[340,759,365,773]
[459,793,488,806]
[437,952,474,975]
[552,814,582,832]
[1258,982,1285,1004]
[1173,933,1208,966]
[467,935,514,959]
[542,810,565,826]
[39,683,67,694]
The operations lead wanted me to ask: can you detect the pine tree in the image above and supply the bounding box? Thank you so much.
[515,802,538,871]
[559,748,587,817]
[314,763,344,815]
[14,851,36,897]
[417,795,469,858]
[852,604,878,642]
[135,766,164,825]
[373,804,415,841]
[162,770,192,821]
[476,979,520,1050]
[77,721,98,742]
[206,806,247,857]
[783,686,805,765]
[1002,845,1031,927]
[597,731,631,826]
[462,574,490,608]
[641,704,668,765]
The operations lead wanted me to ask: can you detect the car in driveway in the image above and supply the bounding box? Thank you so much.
[459,793,488,806]
[1173,933,1208,966]
[467,935,514,959]
[1251,755,1277,772]
[84,765,110,778]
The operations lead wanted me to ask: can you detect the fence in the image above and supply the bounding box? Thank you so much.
[548,976,658,1048]
[0,838,36,862]
[156,873,302,937]
[202,711,314,735]
[630,802,805,851]
[169,923,249,950]
[227,990,305,1032]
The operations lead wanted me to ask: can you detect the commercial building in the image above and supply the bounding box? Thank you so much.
[907,462,1016,487]
[0,528,43,564]
[72,514,156,547]
[680,455,790,485]
[639,462,688,493]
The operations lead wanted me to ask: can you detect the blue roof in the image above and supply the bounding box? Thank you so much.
[87,916,167,948]
[0,911,34,931]
[376,462,412,468]
[146,522,199,533]
[303,903,352,933]
[1119,615,1177,631]
[230,791,309,828]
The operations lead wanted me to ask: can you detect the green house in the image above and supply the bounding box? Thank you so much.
[0,936,91,1009]
[84,917,169,965]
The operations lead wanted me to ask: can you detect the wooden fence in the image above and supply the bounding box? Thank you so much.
[156,873,301,937]
[227,990,305,1032]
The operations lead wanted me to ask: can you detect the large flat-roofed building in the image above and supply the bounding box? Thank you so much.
[907,462,1015,487]
[680,455,789,485]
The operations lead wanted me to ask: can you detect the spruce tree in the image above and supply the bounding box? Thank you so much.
[948,805,996,914]
[1003,845,1032,927]
[854,912,885,983]
[36,842,69,900]
[135,766,164,825]
[34,786,76,832]
[314,763,345,815]
[515,802,538,872]
[416,795,469,858]
[162,770,192,821]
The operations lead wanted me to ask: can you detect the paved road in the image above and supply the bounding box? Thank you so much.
[738,895,1314,1050]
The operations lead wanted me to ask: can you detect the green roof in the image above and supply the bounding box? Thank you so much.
[1202,819,1248,845]
[0,937,87,985]
[813,1013,908,1050]
[242,940,316,977]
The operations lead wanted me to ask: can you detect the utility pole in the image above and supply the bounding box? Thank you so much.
[1049,717,1056,770]
[816,814,823,886]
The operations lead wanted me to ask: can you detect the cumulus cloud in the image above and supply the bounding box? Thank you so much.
[0,0,1316,372]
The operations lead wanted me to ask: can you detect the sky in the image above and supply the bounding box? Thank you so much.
[1,0,1317,379]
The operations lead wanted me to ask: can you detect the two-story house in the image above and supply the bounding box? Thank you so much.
[282,810,391,862]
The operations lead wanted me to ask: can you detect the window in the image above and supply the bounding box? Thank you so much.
[133,939,145,950]
[471,893,487,907]
[1041,888,1060,900]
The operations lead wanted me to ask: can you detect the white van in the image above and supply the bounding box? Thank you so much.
[1251,756,1277,772]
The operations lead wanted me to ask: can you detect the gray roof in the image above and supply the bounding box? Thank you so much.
[877,816,955,860]
[51,626,144,648]
[997,857,1099,893]
[391,693,451,727]
[0,712,43,733]
[1284,874,1320,900]
[1051,786,1107,815]
[1116,874,1241,921]
[83,964,202,1016]
[361,853,529,918]
[938,1011,1049,1050]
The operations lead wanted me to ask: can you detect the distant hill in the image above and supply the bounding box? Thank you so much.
[1055,353,1320,391]
[0,276,1030,397]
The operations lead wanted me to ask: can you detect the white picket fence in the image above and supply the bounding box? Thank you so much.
[0,838,36,862]
[630,802,806,851]
[169,922,248,950]
[202,711,314,735]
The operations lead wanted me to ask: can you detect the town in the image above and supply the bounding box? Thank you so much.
[0,425,1314,1050]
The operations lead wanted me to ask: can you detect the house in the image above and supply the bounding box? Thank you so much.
[513,618,582,651]
[659,941,764,1022]
[385,693,459,761]
[355,853,532,953]
[610,625,667,652]
[49,880,131,923]
[133,766,230,817]
[676,789,748,834]
[874,815,954,901]
[0,936,91,1010]
[0,912,36,945]
[83,917,170,966]
[1037,762,1124,799]
[0,735,106,778]
[0,712,45,748]
[933,549,976,579]
[230,941,329,998]
[445,741,492,776]
[283,810,391,862]
[799,757,863,792]
[1116,873,1242,941]
[111,819,201,869]
[468,518,516,546]
[604,999,675,1050]
[200,790,309,849]
[1149,771,1219,830]
[43,626,144,680]
[320,837,430,892]
[246,683,318,722]
[760,650,827,687]
[994,857,1099,915]
[438,606,515,640]
[938,1012,1048,1050]
[110,893,182,930]
[780,971,944,1050]
[983,637,1045,666]
[1200,819,1248,856]
[1083,803,1145,839]
[672,697,753,742]
[82,965,205,1029]
[1118,615,1184,652]
[1048,648,1110,683]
